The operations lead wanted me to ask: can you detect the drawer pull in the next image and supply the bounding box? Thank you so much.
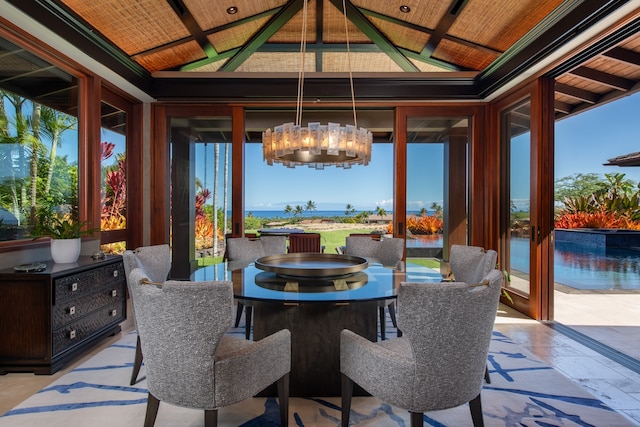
[69,330,76,340]
[110,309,117,317]
[113,270,118,278]
[111,289,117,297]
[68,306,76,316]
[71,282,78,292]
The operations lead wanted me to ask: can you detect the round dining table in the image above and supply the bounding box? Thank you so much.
[191,253,442,397]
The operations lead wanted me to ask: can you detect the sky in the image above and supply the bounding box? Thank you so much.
[48,90,640,214]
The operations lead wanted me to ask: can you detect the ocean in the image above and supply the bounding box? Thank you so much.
[242,210,432,219]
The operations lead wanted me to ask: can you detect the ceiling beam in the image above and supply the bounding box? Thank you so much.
[165,0,216,57]
[555,82,598,103]
[329,0,419,72]
[569,66,635,91]
[422,0,470,56]
[602,46,640,66]
[219,0,305,71]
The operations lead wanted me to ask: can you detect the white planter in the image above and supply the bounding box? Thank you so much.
[51,238,82,264]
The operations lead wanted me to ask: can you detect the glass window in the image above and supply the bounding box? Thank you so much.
[0,37,79,242]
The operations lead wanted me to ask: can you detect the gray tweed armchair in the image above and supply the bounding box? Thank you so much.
[344,236,405,340]
[122,244,171,385]
[449,244,498,383]
[340,269,503,427]
[449,244,498,283]
[128,267,291,427]
[225,236,287,339]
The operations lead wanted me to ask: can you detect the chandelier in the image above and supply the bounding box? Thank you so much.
[262,0,372,170]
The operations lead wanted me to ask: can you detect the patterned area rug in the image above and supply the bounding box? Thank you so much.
[0,325,635,426]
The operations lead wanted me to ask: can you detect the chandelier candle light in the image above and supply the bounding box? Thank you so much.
[262,0,372,169]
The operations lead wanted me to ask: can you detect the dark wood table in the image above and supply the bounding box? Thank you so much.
[192,254,441,397]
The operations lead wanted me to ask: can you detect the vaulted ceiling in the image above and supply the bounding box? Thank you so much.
[2,0,640,121]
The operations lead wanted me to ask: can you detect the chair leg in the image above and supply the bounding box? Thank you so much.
[143,393,160,427]
[204,409,218,427]
[469,393,484,427]
[484,364,491,383]
[410,412,424,427]
[379,306,386,340]
[245,305,253,340]
[277,373,290,427]
[341,374,354,427]
[234,301,244,327]
[387,302,398,327]
[130,335,143,385]
[388,302,402,337]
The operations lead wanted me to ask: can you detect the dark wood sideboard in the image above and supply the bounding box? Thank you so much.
[0,255,126,374]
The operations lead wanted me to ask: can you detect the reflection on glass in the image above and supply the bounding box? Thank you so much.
[405,116,469,261]
[504,100,531,296]
[100,101,127,247]
[0,38,79,242]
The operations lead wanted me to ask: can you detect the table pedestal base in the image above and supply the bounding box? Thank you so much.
[254,300,377,397]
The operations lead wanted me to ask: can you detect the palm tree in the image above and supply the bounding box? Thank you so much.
[284,204,293,217]
[345,203,356,216]
[430,202,443,218]
[305,200,316,213]
[294,205,304,217]
[375,206,387,218]
[40,107,76,194]
[419,207,427,216]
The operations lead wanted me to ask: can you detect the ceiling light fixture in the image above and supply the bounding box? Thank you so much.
[226,6,238,14]
[262,0,372,169]
[399,5,411,13]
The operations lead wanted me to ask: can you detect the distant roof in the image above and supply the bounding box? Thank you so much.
[603,152,640,167]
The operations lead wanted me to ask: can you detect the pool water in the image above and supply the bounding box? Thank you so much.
[510,237,640,291]
[409,235,640,291]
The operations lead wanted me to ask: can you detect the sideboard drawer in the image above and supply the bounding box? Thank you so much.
[52,281,125,330]
[52,300,125,355]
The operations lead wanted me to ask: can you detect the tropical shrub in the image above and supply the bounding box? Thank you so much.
[386,215,443,235]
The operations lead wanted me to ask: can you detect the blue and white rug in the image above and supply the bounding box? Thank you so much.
[1,326,635,426]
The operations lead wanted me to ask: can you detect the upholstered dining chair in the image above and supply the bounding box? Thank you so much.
[340,269,503,427]
[127,267,291,427]
[288,232,323,253]
[122,244,171,386]
[448,244,498,383]
[449,244,498,284]
[225,236,287,339]
[344,236,405,340]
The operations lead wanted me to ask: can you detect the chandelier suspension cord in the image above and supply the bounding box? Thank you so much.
[296,0,309,126]
[343,0,357,129]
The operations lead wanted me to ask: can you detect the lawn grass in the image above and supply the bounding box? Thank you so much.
[196,229,443,269]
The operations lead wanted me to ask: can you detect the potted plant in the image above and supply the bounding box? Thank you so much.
[33,216,98,264]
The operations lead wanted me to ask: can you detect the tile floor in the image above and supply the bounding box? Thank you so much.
[1,295,640,425]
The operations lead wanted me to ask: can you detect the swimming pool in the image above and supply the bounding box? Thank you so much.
[510,237,640,291]
[409,235,640,291]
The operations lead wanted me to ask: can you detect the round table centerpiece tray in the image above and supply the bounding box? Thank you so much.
[255,253,368,279]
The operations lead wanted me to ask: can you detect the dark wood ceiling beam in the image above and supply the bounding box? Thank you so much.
[315,0,323,71]
[220,0,305,71]
[358,7,501,57]
[569,66,634,91]
[399,48,464,71]
[554,99,573,114]
[151,75,479,100]
[555,82,598,103]
[165,0,217,57]
[329,0,419,72]
[422,0,470,56]
[602,46,640,66]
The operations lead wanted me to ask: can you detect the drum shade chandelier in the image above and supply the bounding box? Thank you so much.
[262,0,372,169]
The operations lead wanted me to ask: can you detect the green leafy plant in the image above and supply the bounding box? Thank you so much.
[32,216,97,239]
